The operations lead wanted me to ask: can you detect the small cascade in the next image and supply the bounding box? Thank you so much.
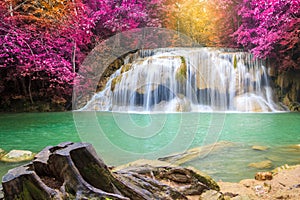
[81,48,285,112]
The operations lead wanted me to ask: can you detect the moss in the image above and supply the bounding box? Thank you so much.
[110,75,122,91]
[81,163,113,192]
[16,179,50,200]
[175,56,187,83]
[187,167,220,191]
[233,55,237,69]
[121,64,132,73]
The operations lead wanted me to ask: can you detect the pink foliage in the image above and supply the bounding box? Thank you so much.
[234,0,300,69]
[89,0,165,38]
[0,0,164,108]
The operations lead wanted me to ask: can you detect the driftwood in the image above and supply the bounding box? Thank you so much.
[2,142,222,200]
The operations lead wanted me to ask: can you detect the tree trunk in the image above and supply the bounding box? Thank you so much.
[28,77,34,104]
[2,142,222,200]
[20,78,28,98]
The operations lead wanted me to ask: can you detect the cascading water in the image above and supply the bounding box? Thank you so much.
[80,48,285,112]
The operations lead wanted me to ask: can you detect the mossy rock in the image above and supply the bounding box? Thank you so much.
[175,56,187,83]
[121,64,132,73]
[187,166,220,191]
[110,75,123,91]
[288,102,300,111]
[0,150,35,162]
[233,55,238,69]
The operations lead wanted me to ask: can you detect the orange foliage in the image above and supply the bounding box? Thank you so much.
[4,0,78,25]
[164,0,240,47]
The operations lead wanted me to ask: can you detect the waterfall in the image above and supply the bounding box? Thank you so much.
[80,48,285,112]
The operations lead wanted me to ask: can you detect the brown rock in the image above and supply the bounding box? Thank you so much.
[254,172,273,181]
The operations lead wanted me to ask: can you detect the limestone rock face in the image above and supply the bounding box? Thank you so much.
[0,150,35,162]
[2,142,222,200]
[271,69,300,111]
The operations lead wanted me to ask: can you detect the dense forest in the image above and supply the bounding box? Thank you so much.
[0,0,299,111]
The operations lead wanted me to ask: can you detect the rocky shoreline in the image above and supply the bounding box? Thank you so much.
[218,164,300,200]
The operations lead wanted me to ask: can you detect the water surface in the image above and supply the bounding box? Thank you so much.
[1,112,299,182]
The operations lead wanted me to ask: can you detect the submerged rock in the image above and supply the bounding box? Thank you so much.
[285,144,300,151]
[252,145,269,151]
[158,141,235,165]
[248,160,272,169]
[0,150,35,162]
[2,142,221,200]
[0,148,5,159]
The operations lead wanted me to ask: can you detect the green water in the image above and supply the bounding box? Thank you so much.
[1,112,300,182]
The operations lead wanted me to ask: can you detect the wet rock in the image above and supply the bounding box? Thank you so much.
[248,160,272,169]
[271,164,293,173]
[2,142,221,200]
[234,94,266,112]
[255,172,273,181]
[252,145,268,151]
[175,95,191,112]
[175,56,187,83]
[0,150,35,162]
